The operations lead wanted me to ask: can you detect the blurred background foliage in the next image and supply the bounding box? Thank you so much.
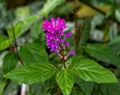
[0,0,120,95]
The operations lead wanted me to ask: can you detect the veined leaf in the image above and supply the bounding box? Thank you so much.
[3,52,18,74]
[85,44,120,66]
[69,56,117,83]
[20,43,49,64]
[7,21,24,38]
[4,63,57,84]
[56,69,75,95]
[0,36,13,51]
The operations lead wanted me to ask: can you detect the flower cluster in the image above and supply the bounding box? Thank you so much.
[42,17,75,59]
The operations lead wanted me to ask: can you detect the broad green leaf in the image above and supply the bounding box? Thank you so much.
[96,83,120,95]
[76,78,94,95]
[67,55,87,66]
[0,36,13,51]
[56,69,75,95]
[40,0,65,16]
[20,43,49,64]
[85,44,120,66]
[3,52,18,74]
[69,57,117,83]
[4,63,57,84]
[80,18,91,45]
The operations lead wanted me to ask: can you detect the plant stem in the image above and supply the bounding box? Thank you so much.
[79,0,105,15]
[74,0,81,52]
[62,56,66,69]
[11,25,24,65]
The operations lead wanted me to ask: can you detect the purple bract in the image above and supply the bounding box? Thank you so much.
[42,17,75,58]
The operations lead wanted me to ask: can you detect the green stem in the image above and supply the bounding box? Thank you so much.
[11,25,24,65]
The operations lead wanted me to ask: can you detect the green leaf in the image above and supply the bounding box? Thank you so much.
[56,69,75,95]
[85,44,120,66]
[3,52,18,74]
[4,63,57,84]
[107,36,120,51]
[76,78,94,95]
[69,57,117,83]
[96,83,120,95]
[7,23,23,38]
[7,21,24,38]
[7,15,39,39]
[20,43,49,64]
[0,36,13,51]
[40,0,65,16]
[67,55,87,67]
[80,18,91,45]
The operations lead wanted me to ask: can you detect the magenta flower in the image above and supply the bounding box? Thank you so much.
[42,17,75,59]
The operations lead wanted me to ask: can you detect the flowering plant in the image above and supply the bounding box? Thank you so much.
[43,17,75,68]
[3,17,118,95]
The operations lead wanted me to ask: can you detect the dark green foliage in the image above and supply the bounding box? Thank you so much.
[3,52,18,74]
[19,43,49,64]
[0,0,120,95]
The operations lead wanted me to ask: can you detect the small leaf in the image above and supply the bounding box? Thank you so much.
[20,43,49,64]
[85,44,120,66]
[4,63,57,84]
[69,57,117,83]
[7,21,24,38]
[0,36,13,51]
[56,69,75,95]
[3,52,18,74]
